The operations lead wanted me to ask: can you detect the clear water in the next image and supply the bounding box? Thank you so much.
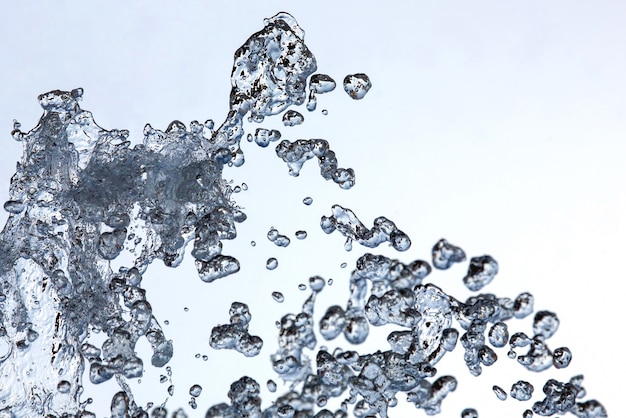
[0,11,608,418]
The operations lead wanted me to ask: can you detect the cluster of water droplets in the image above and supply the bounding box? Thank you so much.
[320,205,411,251]
[0,10,608,418]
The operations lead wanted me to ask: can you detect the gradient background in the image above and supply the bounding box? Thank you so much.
[0,1,623,416]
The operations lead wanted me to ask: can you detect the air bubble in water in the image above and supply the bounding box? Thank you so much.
[343,73,372,99]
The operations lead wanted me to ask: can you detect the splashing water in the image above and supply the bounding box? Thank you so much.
[0,11,608,418]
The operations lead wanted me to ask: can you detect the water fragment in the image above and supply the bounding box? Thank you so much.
[493,385,507,401]
[282,110,304,126]
[343,73,372,99]
[463,255,499,291]
[266,257,278,270]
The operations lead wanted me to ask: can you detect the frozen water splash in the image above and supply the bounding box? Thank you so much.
[209,302,263,357]
[0,10,608,418]
[275,139,356,189]
[320,205,411,251]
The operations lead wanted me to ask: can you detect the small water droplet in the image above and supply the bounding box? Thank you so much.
[266,257,278,270]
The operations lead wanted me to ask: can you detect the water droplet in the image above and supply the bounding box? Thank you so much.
[267,379,277,392]
[266,257,278,270]
[303,196,313,205]
[282,110,304,126]
[493,385,507,401]
[295,230,307,239]
[343,73,372,99]
[272,291,285,303]
[189,384,202,397]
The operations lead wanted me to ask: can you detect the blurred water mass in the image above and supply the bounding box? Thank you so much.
[0,12,607,418]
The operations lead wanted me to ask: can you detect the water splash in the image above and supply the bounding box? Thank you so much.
[0,10,608,418]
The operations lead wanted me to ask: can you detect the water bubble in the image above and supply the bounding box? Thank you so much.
[343,73,372,99]
[266,257,278,270]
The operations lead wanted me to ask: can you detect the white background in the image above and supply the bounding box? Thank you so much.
[0,1,624,417]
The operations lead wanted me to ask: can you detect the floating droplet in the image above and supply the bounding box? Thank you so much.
[189,384,202,397]
[267,379,277,392]
[493,385,507,401]
[266,257,278,270]
[343,73,372,99]
[510,380,533,401]
[272,291,285,303]
[282,110,304,126]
